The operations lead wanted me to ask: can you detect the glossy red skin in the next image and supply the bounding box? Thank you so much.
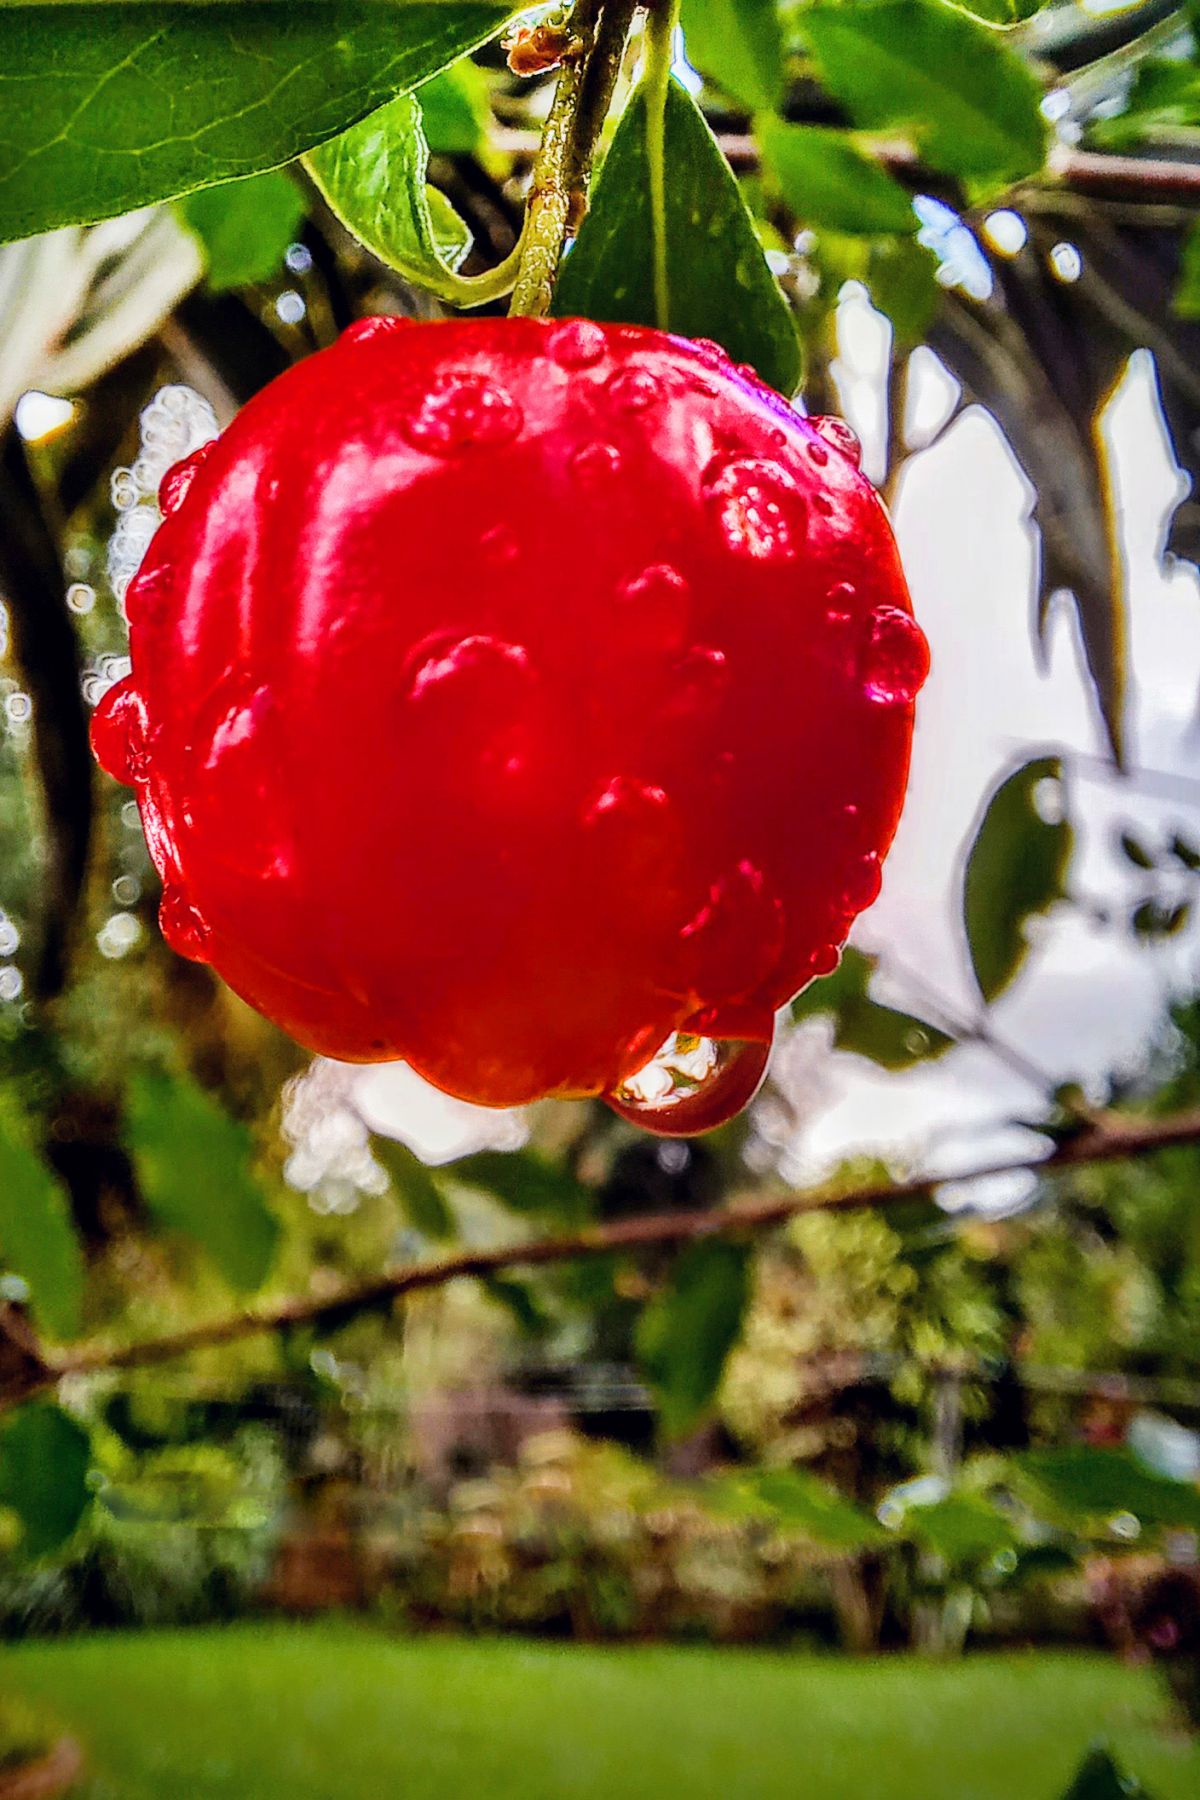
[93,317,927,1114]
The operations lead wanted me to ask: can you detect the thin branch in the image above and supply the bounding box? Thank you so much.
[23,1104,1200,1407]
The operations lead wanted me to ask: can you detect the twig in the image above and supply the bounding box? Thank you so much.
[20,1103,1200,1408]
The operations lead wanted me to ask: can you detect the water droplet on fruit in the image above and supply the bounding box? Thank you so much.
[583,776,678,885]
[481,524,519,564]
[860,606,930,705]
[616,564,690,657]
[667,645,728,725]
[808,440,830,467]
[811,416,862,467]
[402,373,522,455]
[812,493,835,519]
[703,457,804,562]
[843,851,882,913]
[159,887,211,962]
[123,560,172,626]
[681,858,785,1002]
[606,1031,773,1137]
[810,944,841,978]
[550,319,607,368]
[90,681,150,785]
[406,634,531,703]
[159,444,213,515]
[341,315,411,345]
[570,440,621,487]
[608,367,662,412]
[690,338,731,366]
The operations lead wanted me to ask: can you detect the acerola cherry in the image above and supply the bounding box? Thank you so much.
[92,317,928,1132]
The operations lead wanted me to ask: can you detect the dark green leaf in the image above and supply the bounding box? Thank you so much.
[306,92,474,300]
[1118,830,1155,870]
[1060,1747,1155,1800]
[1176,216,1200,321]
[417,61,491,156]
[1013,1446,1200,1533]
[554,79,801,397]
[636,1239,750,1437]
[126,1072,278,1291]
[868,237,942,345]
[372,1136,455,1241]
[448,1149,590,1223]
[0,1104,83,1341]
[0,1404,90,1559]
[177,169,306,292]
[963,756,1072,1002]
[792,946,954,1069]
[711,1467,886,1547]
[481,1273,552,1336]
[799,0,1047,186]
[759,120,916,236]
[680,0,786,113]
[0,3,515,243]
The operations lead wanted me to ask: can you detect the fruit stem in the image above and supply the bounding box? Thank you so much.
[643,0,680,333]
[510,0,636,317]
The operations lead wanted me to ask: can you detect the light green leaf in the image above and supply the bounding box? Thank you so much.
[372,1135,456,1241]
[636,1239,751,1437]
[306,92,473,301]
[1175,216,1200,320]
[0,1404,91,1559]
[710,1467,886,1548]
[939,0,1048,24]
[792,947,954,1069]
[963,756,1072,1003]
[554,78,801,397]
[759,119,917,236]
[1090,58,1200,155]
[127,1071,278,1292]
[417,60,491,156]
[898,1492,1017,1564]
[680,0,786,114]
[0,2,515,244]
[177,169,307,292]
[0,1104,84,1341]
[800,0,1048,186]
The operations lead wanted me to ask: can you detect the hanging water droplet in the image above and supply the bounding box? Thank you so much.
[570,440,621,487]
[158,444,213,516]
[860,605,930,706]
[810,416,862,467]
[681,858,785,1002]
[159,886,211,962]
[606,1031,773,1137]
[703,457,805,562]
[549,319,607,368]
[810,944,841,977]
[843,851,882,913]
[90,681,150,785]
[615,563,690,657]
[402,373,522,455]
[607,367,662,412]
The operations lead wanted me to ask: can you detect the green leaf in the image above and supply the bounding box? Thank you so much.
[899,1492,1016,1564]
[554,79,801,397]
[940,0,1048,24]
[372,1136,456,1241]
[759,120,916,236]
[1091,59,1200,155]
[680,0,786,114]
[636,1239,750,1437]
[0,1104,83,1341]
[1060,1748,1155,1800]
[0,2,515,244]
[868,237,941,346]
[177,169,307,293]
[792,947,954,1069]
[417,60,491,157]
[306,92,473,301]
[799,0,1048,186]
[126,1072,278,1292]
[711,1467,886,1547]
[0,1404,91,1559]
[481,1273,552,1336]
[448,1149,590,1223]
[1013,1446,1200,1534]
[963,756,1072,1003]
[1175,216,1200,321]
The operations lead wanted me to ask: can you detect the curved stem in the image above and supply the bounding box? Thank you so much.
[643,0,679,331]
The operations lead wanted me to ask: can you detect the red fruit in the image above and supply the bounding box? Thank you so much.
[92,317,927,1133]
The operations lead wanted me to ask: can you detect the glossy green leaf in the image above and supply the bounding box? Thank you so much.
[799,0,1048,186]
[554,78,801,397]
[127,1072,278,1292]
[0,1104,83,1341]
[0,2,515,244]
[307,92,472,299]
[417,60,492,156]
[963,756,1072,1003]
[759,120,916,236]
[792,947,954,1069]
[680,0,785,113]
[636,1239,750,1437]
[940,0,1048,24]
[372,1136,456,1241]
[177,169,307,292]
[0,1404,91,1558]
[1060,1748,1155,1800]
[1013,1446,1200,1533]
[449,1149,590,1223]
